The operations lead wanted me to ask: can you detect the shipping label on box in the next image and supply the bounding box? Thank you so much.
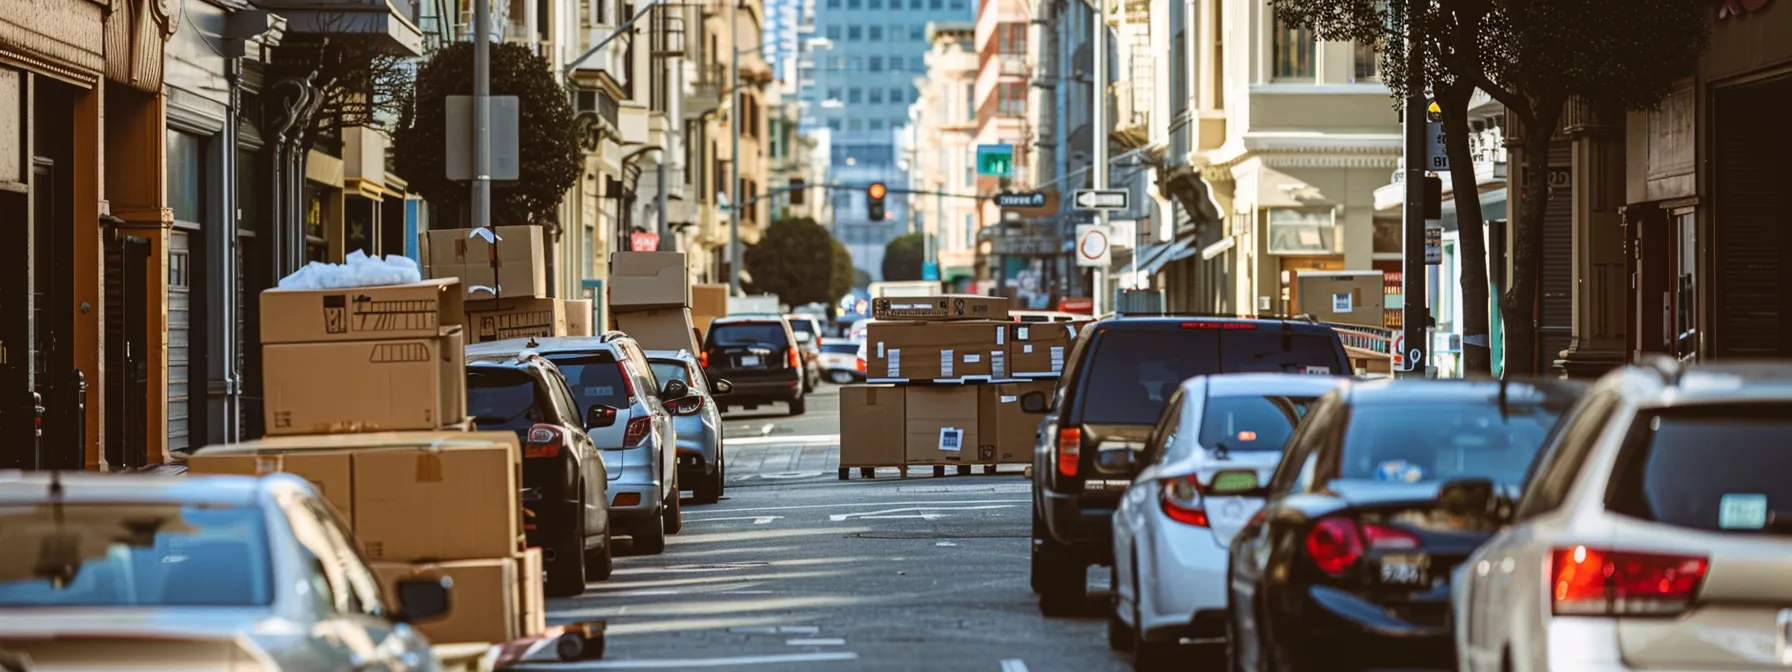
[465,297,567,342]
[261,279,464,344]
[871,295,1010,321]
[867,321,1005,381]
[905,387,984,464]
[263,329,467,435]
[353,444,520,562]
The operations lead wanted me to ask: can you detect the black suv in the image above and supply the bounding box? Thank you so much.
[465,350,613,597]
[701,315,806,415]
[1020,316,1352,615]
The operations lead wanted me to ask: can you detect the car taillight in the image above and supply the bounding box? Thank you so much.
[700,351,709,368]
[1158,475,1207,526]
[856,357,866,372]
[788,348,800,369]
[1057,427,1081,477]
[1303,517,1420,575]
[525,424,563,458]
[616,363,637,400]
[1550,546,1708,617]
[623,416,652,445]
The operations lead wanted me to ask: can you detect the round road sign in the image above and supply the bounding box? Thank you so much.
[1078,227,1109,260]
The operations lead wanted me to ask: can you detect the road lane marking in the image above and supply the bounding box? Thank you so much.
[725,434,841,446]
[732,471,826,481]
[1000,660,1029,672]
[690,515,783,524]
[688,499,1028,516]
[829,505,1016,522]
[517,652,860,669]
[786,639,846,646]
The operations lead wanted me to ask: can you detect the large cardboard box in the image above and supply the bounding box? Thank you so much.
[612,307,700,354]
[1294,271,1384,327]
[982,380,1055,463]
[261,279,464,345]
[840,385,906,468]
[187,451,356,521]
[263,329,466,435]
[354,442,521,562]
[866,321,1009,381]
[690,284,728,341]
[565,300,595,336]
[372,557,519,644]
[425,226,548,299]
[465,297,567,342]
[516,547,546,637]
[1009,321,1077,377]
[609,251,689,309]
[905,386,986,465]
[871,295,1009,321]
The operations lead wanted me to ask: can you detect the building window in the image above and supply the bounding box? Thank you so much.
[848,25,862,40]
[910,25,924,40]
[848,0,861,7]
[949,0,964,8]
[964,214,974,249]
[1353,41,1381,82]
[827,0,840,7]
[848,118,862,130]
[870,119,884,130]
[1674,209,1697,359]
[828,118,842,130]
[826,25,841,40]
[870,88,885,103]
[870,0,882,7]
[827,87,842,101]
[997,23,1026,54]
[929,0,940,8]
[997,82,1026,116]
[848,87,862,103]
[1372,218,1400,255]
[890,87,905,103]
[891,57,905,71]
[869,56,883,71]
[869,26,883,40]
[911,56,925,71]
[1271,14,1315,81]
[1264,208,1338,255]
[165,130,206,224]
[910,0,922,8]
[964,83,975,120]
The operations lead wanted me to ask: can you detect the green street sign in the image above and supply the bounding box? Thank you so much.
[976,144,1014,178]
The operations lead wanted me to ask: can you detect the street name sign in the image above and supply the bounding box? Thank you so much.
[995,191,1047,208]
[1074,189,1129,210]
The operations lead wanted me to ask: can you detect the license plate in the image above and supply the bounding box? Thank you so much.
[741,355,761,366]
[1378,554,1429,586]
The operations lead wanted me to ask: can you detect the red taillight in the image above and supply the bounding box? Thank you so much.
[1159,475,1208,526]
[525,424,563,458]
[1057,427,1081,477]
[1304,517,1422,575]
[700,351,709,368]
[622,416,652,445]
[788,348,800,369]
[1550,546,1708,617]
[1181,321,1258,330]
[616,363,637,400]
[856,357,866,372]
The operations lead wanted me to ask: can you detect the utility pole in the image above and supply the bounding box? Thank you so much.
[1090,0,1107,316]
[473,0,492,231]
[934,188,944,275]
[1398,0,1430,378]
[728,0,743,296]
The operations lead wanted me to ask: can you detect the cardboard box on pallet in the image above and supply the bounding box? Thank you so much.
[871,294,1009,321]
[905,386,990,465]
[690,284,728,341]
[261,278,464,344]
[425,226,548,299]
[840,385,906,468]
[865,320,1010,382]
[612,306,700,354]
[980,380,1056,463]
[1008,321,1077,377]
[187,451,356,521]
[464,297,568,343]
[609,251,690,310]
[372,557,519,645]
[262,328,467,435]
[516,547,546,637]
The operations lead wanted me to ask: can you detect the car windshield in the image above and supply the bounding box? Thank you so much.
[709,323,788,348]
[822,343,859,355]
[0,503,272,607]
[650,361,691,386]
[1191,395,1321,457]
[1606,403,1792,536]
[466,368,544,431]
[1337,402,1560,487]
[543,355,632,412]
[1079,330,1220,425]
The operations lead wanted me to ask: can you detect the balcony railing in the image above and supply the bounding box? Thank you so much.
[998,54,1028,78]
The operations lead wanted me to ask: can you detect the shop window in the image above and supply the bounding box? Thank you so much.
[1354,41,1381,82]
[304,186,330,262]
[1673,209,1697,360]
[1271,15,1314,82]
[1265,208,1339,255]
[166,130,206,224]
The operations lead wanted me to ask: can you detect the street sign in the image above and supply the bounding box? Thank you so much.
[1424,226,1443,265]
[445,95,521,181]
[1426,99,1448,172]
[1075,224,1110,267]
[1108,219,1137,250]
[1074,189,1129,211]
[976,144,1014,177]
[990,234,1059,256]
[630,231,660,251]
[994,191,1047,208]
[922,262,940,280]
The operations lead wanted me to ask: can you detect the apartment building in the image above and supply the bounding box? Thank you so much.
[902,23,980,281]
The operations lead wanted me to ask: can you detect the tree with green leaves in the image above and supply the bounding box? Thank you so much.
[1270,0,1708,375]
[881,233,925,282]
[392,41,580,227]
[743,218,842,306]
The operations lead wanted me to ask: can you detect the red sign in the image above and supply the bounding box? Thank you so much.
[1059,297,1094,314]
[1717,0,1771,18]
[630,232,660,251]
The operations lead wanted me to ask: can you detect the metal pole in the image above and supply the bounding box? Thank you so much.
[473,0,492,231]
[1399,0,1429,378]
[657,157,669,244]
[728,0,743,296]
[1091,0,1107,315]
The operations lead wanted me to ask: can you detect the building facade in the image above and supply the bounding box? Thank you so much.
[903,23,978,281]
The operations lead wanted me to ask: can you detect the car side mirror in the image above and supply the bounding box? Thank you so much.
[711,379,734,396]
[1019,391,1048,414]
[1207,469,1267,498]
[662,379,690,399]
[393,576,451,623]
[586,404,619,428]
[1438,477,1498,518]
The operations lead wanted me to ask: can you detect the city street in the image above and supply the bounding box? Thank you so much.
[532,385,1129,671]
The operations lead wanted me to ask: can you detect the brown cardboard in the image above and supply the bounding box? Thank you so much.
[840,385,906,467]
[905,386,983,464]
[260,279,465,344]
[372,558,519,644]
[425,226,548,299]
[187,452,358,522]
[1294,271,1385,327]
[516,548,546,637]
[612,307,700,354]
[1009,321,1077,376]
[865,321,1010,381]
[353,443,520,562]
[871,294,1009,321]
[609,251,689,309]
[690,284,728,341]
[564,300,594,336]
[464,297,567,342]
[984,381,1055,462]
[263,329,467,435]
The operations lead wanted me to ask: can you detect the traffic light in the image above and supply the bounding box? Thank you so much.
[789,178,805,206]
[867,182,887,221]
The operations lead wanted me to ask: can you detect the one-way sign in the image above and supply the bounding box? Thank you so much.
[995,192,1047,208]
[1074,189,1129,211]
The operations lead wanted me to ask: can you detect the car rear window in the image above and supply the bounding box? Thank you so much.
[1605,404,1792,535]
[0,503,273,607]
[709,323,788,348]
[1219,332,1345,375]
[1079,330,1221,424]
[1338,402,1560,487]
[542,355,632,411]
[467,368,544,431]
[1194,395,1320,455]
[822,343,859,355]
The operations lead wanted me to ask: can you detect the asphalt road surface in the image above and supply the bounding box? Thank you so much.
[530,383,1131,671]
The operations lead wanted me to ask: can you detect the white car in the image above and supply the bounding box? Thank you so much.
[1455,358,1792,672]
[819,337,864,383]
[1109,373,1347,669]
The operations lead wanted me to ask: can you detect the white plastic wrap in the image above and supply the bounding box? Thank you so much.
[276,250,423,290]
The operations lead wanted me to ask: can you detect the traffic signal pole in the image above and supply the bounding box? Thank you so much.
[1398,0,1431,378]
[1091,0,1108,316]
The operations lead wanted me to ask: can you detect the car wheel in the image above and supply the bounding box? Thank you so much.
[788,394,807,416]
[1107,567,1135,652]
[585,528,614,581]
[1032,512,1086,616]
[1132,557,1180,671]
[544,499,588,598]
[696,463,723,503]
[663,475,684,534]
[803,374,815,393]
[632,513,667,555]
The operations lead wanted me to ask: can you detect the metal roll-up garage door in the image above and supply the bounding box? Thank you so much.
[1714,78,1792,358]
[1540,143,1574,372]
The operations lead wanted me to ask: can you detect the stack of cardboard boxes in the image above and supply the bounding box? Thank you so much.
[839,296,1091,477]
[423,225,589,341]
[606,251,702,354]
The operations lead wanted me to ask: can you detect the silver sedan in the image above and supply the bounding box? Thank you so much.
[647,350,732,504]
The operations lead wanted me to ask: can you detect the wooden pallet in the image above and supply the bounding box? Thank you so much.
[837,464,1011,479]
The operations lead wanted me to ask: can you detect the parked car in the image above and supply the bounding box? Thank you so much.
[465,348,614,593]
[703,316,807,416]
[1455,358,1792,672]
[645,349,732,504]
[1012,310,1081,323]
[784,314,826,392]
[0,471,451,668]
[819,337,863,384]
[472,335,684,556]
[1108,373,1348,669]
[1025,315,1354,616]
[1226,378,1582,672]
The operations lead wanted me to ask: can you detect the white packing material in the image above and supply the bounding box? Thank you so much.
[276,250,424,290]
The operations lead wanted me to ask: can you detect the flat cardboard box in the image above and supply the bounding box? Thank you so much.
[186,451,356,522]
[612,306,700,354]
[516,547,546,637]
[353,442,521,562]
[372,557,519,645]
[982,381,1055,463]
[866,321,1009,381]
[1009,321,1077,376]
[564,300,595,336]
[609,251,689,309]
[425,226,548,299]
[1294,271,1385,327]
[690,284,728,341]
[905,386,985,465]
[261,279,464,345]
[263,329,467,435]
[465,297,567,342]
[872,294,1009,321]
[839,385,906,468]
